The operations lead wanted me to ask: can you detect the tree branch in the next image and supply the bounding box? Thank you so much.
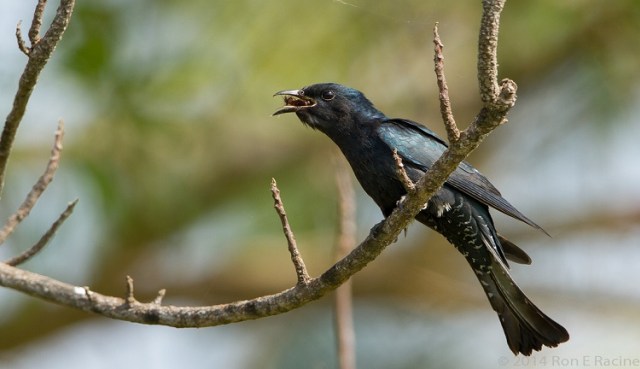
[15,21,30,56]
[271,178,310,284]
[393,148,415,192]
[333,155,357,369]
[0,0,516,329]
[477,0,517,112]
[29,0,48,46]
[4,199,77,266]
[0,120,64,245]
[0,0,75,194]
[433,23,459,143]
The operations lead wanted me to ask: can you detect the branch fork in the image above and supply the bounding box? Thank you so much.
[124,276,166,307]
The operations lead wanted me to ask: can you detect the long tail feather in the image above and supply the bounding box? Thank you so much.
[477,257,569,355]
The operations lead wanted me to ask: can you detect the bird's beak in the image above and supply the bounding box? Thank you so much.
[272,89,317,116]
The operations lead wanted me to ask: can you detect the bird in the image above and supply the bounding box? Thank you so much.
[273,82,569,355]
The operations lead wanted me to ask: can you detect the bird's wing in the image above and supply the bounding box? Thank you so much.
[378,118,547,233]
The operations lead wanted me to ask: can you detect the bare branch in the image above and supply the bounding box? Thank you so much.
[477,0,517,113]
[126,277,166,306]
[271,178,310,284]
[0,230,408,328]
[125,275,138,306]
[0,120,64,245]
[334,157,357,260]
[392,149,412,238]
[403,1,508,195]
[477,0,503,104]
[0,0,517,330]
[333,155,357,369]
[4,199,77,266]
[392,148,415,192]
[433,23,460,143]
[15,21,30,56]
[152,289,167,306]
[0,0,75,194]
[29,0,48,46]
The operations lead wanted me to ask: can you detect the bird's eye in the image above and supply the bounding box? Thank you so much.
[321,90,335,101]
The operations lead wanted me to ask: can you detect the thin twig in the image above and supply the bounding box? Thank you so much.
[392,149,415,192]
[333,155,357,369]
[433,23,460,143]
[0,0,75,195]
[4,199,77,266]
[271,178,310,284]
[477,0,502,104]
[29,0,48,46]
[334,156,356,260]
[392,149,411,238]
[152,289,167,305]
[125,275,137,306]
[0,120,64,245]
[15,21,30,56]
[477,0,517,113]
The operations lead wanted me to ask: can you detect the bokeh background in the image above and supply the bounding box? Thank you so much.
[1,1,639,368]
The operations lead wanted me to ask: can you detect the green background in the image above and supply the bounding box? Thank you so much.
[1,1,639,368]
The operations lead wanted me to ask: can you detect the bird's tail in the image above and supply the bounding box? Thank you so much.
[475,257,570,355]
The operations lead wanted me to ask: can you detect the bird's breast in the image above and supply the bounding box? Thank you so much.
[338,138,407,216]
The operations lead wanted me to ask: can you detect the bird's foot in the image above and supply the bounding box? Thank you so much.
[392,196,410,239]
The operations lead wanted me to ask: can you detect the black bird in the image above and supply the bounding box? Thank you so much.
[273,83,569,355]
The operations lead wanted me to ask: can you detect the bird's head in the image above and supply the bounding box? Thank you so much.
[273,83,384,135]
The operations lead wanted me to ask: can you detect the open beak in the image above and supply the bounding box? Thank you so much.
[272,89,317,116]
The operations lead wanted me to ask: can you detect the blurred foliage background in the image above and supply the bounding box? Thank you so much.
[1,1,639,368]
